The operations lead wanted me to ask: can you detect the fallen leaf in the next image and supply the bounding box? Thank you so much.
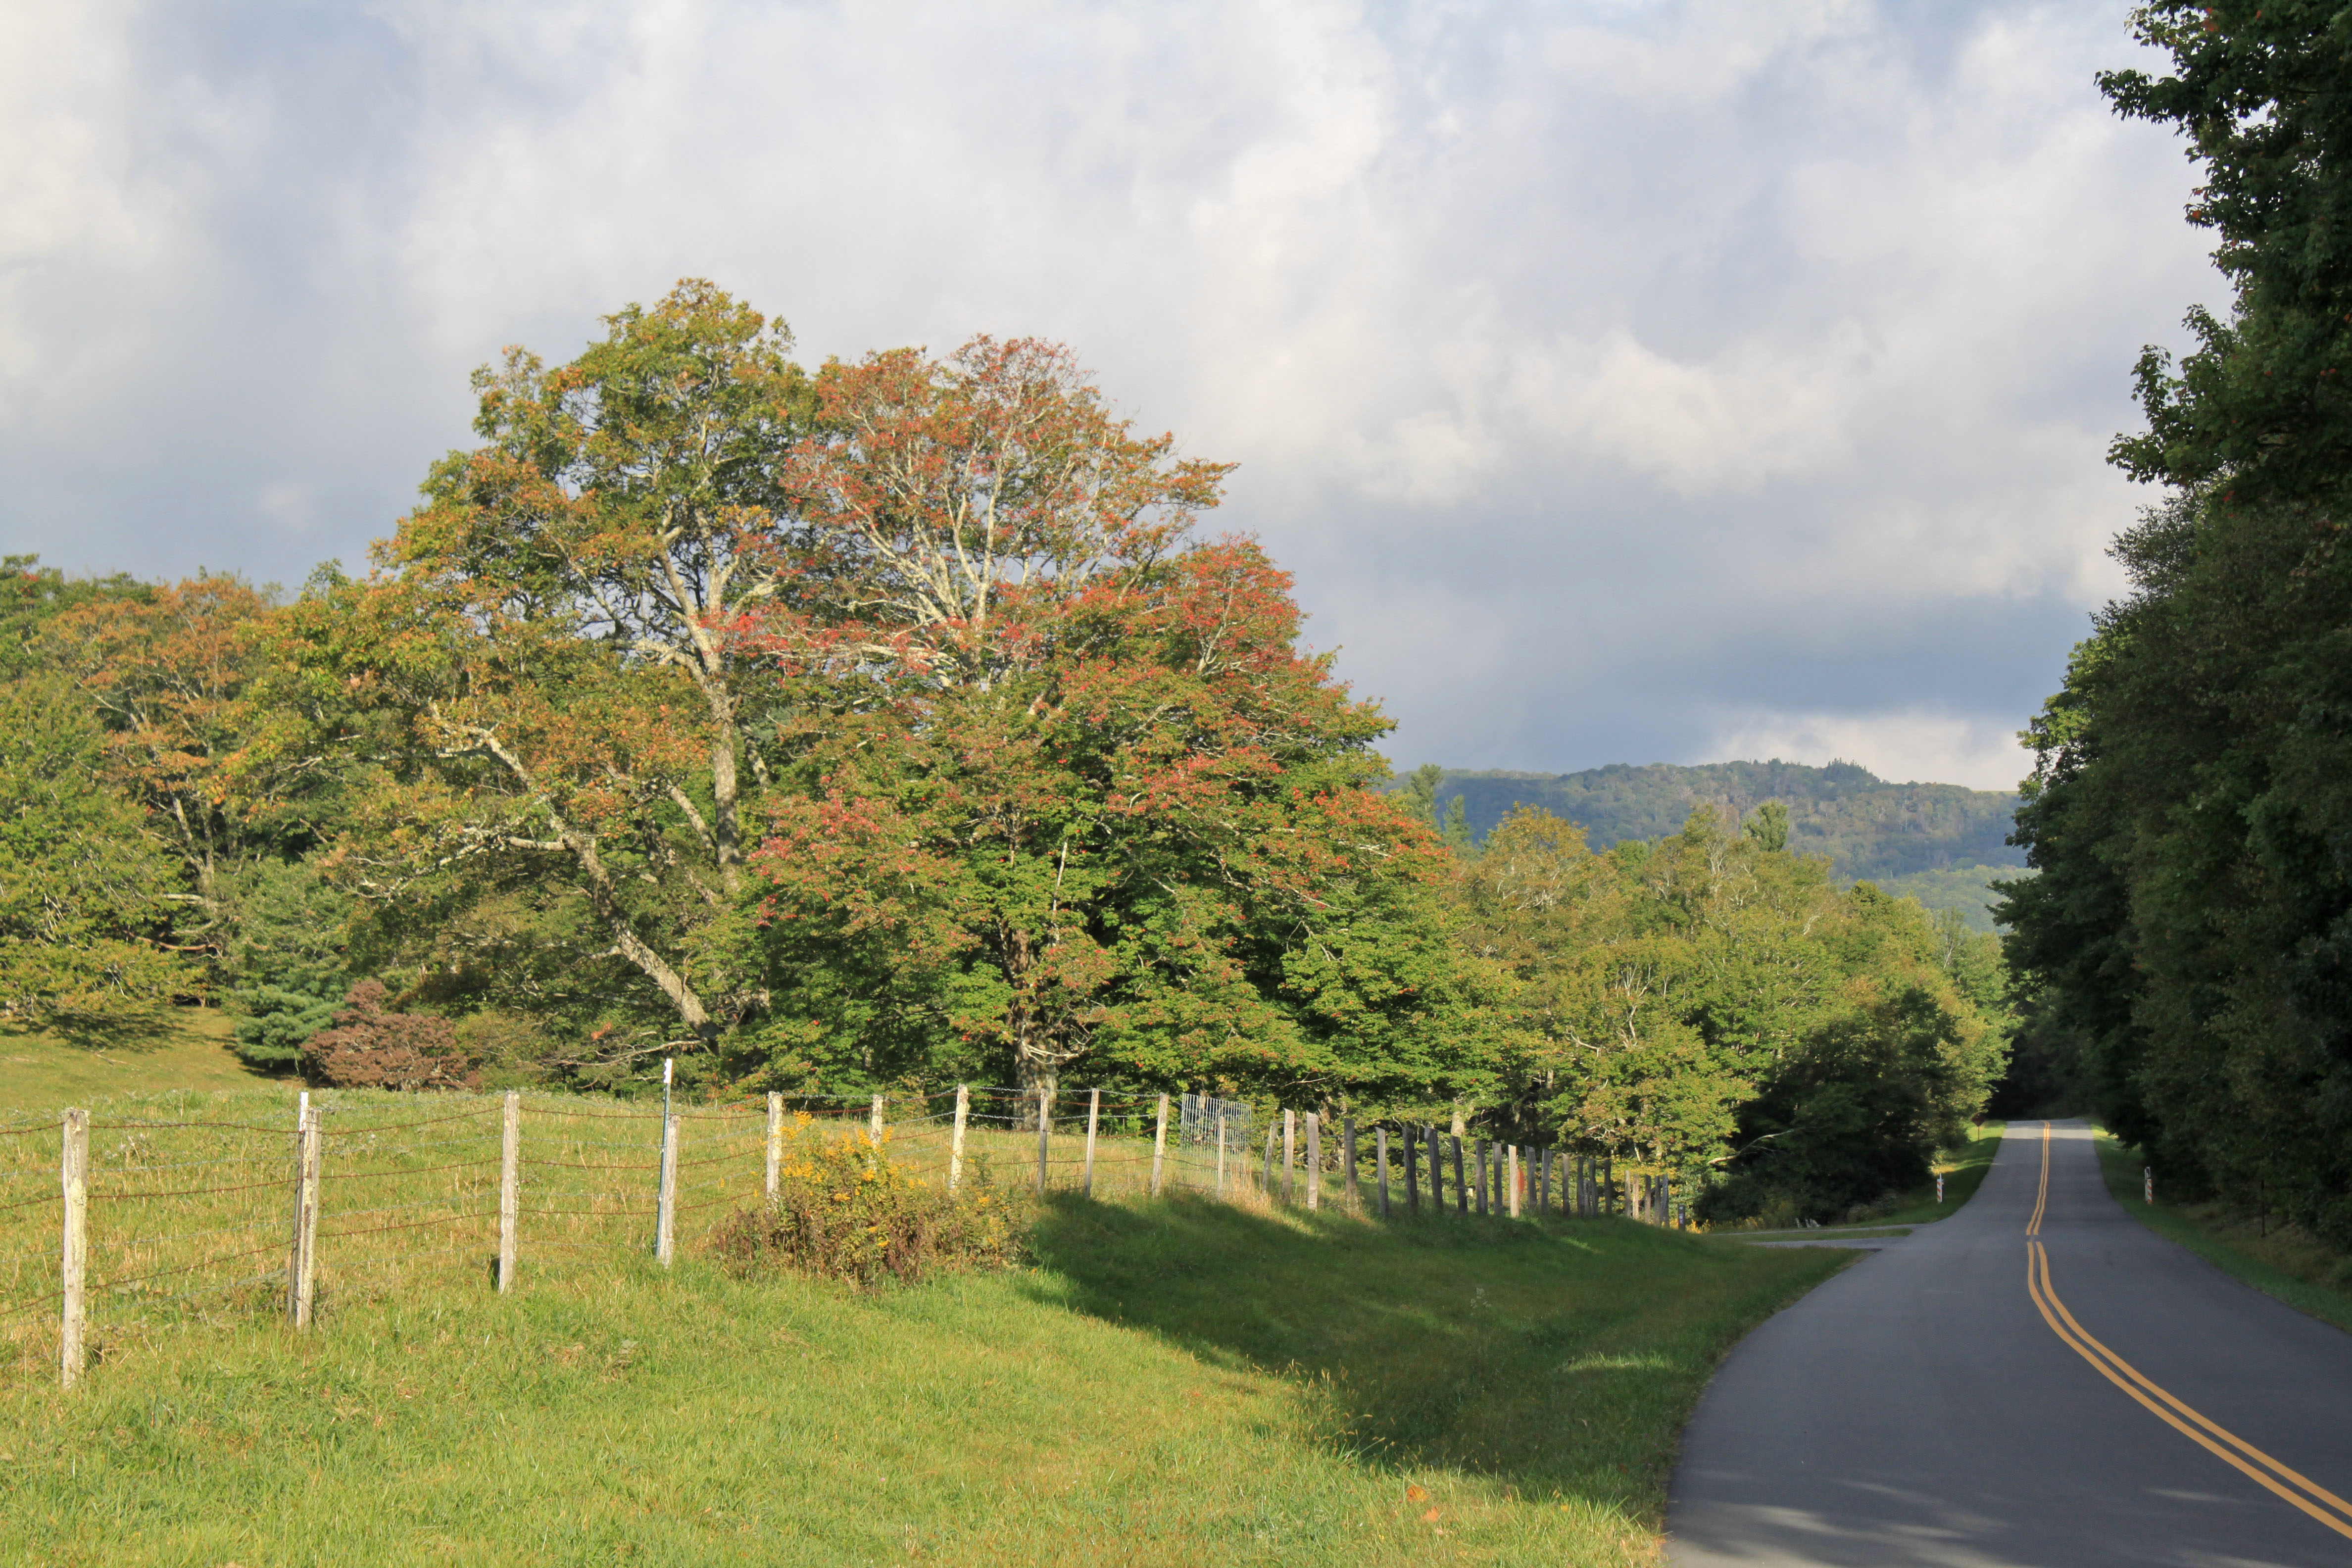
[1404,1484,1427,1503]
[1421,1508,1442,1523]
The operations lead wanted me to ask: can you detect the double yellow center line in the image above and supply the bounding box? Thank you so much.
[2024,1122,2352,1540]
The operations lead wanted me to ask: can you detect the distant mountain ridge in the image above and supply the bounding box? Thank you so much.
[1409,759,2026,885]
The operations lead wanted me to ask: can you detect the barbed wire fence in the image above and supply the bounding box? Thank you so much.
[1,1071,1687,1392]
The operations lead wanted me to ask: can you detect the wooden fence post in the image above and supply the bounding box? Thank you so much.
[1083,1089,1101,1198]
[1375,1127,1391,1219]
[1602,1157,1614,1217]
[1508,1145,1521,1219]
[1305,1112,1321,1210]
[1450,1135,1468,1216]
[1473,1141,1489,1216]
[1403,1126,1419,1212]
[1035,1089,1053,1194]
[655,1060,678,1266]
[766,1092,784,1204]
[1216,1113,1228,1197]
[1534,1146,1547,1215]
[870,1093,885,1145]
[1431,1127,1447,1213]
[289,1094,323,1327]
[1283,1110,1296,1204]
[58,1108,86,1391]
[1343,1116,1358,1210]
[1151,1093,1169,1196]
[949,1085,969,1193]
[497,1091,520,1293]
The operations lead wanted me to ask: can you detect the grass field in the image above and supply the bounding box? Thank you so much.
[2091,1130,2352,1336]
[0,1025,1858,1566]
[0,1010,265,1112]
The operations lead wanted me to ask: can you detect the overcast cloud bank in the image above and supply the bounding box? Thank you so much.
[0,0,2218,789]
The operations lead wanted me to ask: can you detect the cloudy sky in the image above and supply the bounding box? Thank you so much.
[1,0,2217,790]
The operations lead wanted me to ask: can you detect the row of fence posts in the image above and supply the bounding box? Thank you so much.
[49,1073,1682,1389]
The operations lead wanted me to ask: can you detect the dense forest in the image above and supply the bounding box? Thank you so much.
[2002,4,2352,1249]
[0,282,2009,1223]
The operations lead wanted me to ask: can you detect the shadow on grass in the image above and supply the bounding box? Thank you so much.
[1021,1190,1847,1509]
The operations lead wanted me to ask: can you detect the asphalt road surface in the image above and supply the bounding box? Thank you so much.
[1668,1121,2352,1566]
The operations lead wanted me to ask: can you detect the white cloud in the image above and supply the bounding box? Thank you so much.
[0,0,2217,786]
[1708,707,2034,793]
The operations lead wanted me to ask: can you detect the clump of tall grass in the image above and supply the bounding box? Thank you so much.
[712,1120,1027,1285]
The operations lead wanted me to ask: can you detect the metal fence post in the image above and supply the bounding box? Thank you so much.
[58,1108,87,1390]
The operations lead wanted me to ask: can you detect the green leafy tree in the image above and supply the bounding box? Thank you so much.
[0,677,190,1036]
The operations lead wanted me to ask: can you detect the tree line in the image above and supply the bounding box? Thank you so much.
[2003,3,2352,1250]
[1,282,2007,1221]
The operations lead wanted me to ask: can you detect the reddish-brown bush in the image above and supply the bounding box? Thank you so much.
[301,981,482,1091]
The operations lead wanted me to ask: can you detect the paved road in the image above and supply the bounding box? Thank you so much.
[1668,1121,2352,1566]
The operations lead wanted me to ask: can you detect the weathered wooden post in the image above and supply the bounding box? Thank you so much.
[1262,1121,1276,1198]
[1375,1127,1391,1219]
[290,1094,323,1325]
[1403,1126,1419,1212]
[58,1108,87,1390]
[949,1084,970,1192]
[1082,1088,1101,1198]
[497,1091,521,1293]
[1035,1088,1053,1194]
[1304,1112,1321,1210]
[1151,1093,1170,1196]
[1283,1110,1297,1204]
[1451,1135,1468,1216]
[655,1060,678,1266]
[765,1091,784,1204]
[1343,1115,1358,1210]
[1473,1141,1489,1216]
[870,1093,886,1143]
[1508,1145,1521,1219]
[1602,1156,1614,1218]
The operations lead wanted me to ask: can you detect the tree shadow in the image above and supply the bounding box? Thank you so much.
[1020,1190,1745,1513]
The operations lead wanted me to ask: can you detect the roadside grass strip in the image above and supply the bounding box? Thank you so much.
[2091,1130,2352,1336]
[0,1084,1852,1566]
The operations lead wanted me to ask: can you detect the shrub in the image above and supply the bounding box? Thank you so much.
[711,1121,1025,1286]
[301,981,482,1090]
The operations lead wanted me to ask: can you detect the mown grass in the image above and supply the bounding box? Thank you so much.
[2092,1130,2352,1336]
[1872,1121,2005,1227]
[0,1140,1849,1564]
[0,1010,265,1112]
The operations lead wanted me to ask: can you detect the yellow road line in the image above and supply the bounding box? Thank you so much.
[2026,1239,2352,1538]
[2025,1120,2049,1236]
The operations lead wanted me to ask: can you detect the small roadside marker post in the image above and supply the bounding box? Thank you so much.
[1936,1173,1945,1205]
[2144,1166,2154,1205]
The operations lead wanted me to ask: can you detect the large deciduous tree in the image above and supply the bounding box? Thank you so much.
[741,341,1499,1103]
[275,281,810,1055]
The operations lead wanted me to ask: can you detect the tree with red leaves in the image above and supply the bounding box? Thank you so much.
[740,341,1500,1104]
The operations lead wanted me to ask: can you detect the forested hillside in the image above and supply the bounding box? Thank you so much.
[1402,760,2023,882]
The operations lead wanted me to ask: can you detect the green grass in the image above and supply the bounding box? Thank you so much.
[1871,1121,2005,1227]
[0,1110,1851,1565]
[2091,1130,2352,1336]
[0,1009,268,1112]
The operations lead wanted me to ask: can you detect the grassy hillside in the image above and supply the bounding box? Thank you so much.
[1411,760,2024,883]
[0,1039,1855,1566]
[0,1009,264,1111]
